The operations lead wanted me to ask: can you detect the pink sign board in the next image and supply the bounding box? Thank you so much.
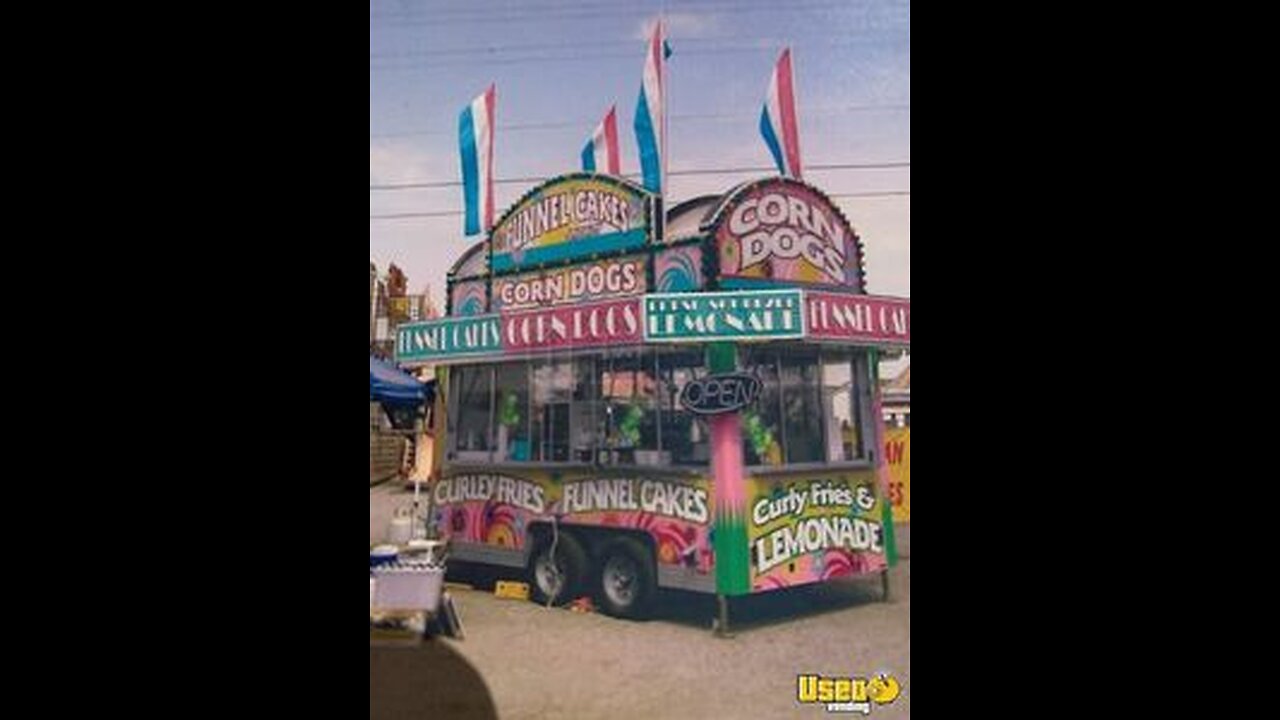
[501,297,643,354]
[805,292,910,346]
[715,179,863,289]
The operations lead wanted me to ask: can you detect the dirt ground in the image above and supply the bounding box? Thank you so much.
[372,483,911,719]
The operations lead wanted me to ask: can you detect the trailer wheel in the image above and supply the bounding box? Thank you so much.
[529,530,588,605]
[596,538,655,619]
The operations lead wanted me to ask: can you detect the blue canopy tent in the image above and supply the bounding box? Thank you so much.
[370,356,431,407]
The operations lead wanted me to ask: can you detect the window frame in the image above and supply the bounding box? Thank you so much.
[741,344,876,474]
[444,344,876,472]
[445,347,713,469]
[446,363,497,462]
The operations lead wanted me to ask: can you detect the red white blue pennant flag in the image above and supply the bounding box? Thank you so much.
[761,48,803,179]
[582,105,620,175]
[458,84,495,236]
[634,21,670,193]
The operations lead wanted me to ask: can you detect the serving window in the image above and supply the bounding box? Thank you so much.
[447,348,711,468]
[449,365,493,461]
[446,344,871,470]
[530,356,595,463]
[740,346,871,468]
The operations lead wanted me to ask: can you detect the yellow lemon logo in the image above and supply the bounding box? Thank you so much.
[866,673,900,704]
[486,524,515,547]
[658,541,678,564]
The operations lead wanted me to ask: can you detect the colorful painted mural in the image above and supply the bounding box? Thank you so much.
[745,470,888,592]
[653,244,704,292]
[430,470,715,578]
[450,280,488,317]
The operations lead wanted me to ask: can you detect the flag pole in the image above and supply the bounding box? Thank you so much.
[659,15,668,243]
[789,47,802,179]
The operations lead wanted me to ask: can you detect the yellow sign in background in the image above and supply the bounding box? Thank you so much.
[885,427,910,523]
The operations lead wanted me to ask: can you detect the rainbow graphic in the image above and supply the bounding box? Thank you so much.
[562,509,712,573]
[750,549,886,592]
[451,281,487,316]
[655,246,703,292]
[431,471,715,579]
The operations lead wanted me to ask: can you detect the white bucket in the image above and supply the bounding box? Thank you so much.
[388,516,412,545]
[372,565,444,613]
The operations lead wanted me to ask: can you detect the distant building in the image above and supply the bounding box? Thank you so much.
[386,263,408,298]
[881,364,910,427]
[371,262,440,359]
[405,288,442,323]
[370,262,378,344]
[370,262,394,358]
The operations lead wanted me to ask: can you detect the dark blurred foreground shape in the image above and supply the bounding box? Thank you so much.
[370,639,498,720]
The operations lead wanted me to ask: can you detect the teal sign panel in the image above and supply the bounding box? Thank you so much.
[396,314,502,363]
[644,289,804,342]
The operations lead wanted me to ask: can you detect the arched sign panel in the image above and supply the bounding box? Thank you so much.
[707,178,865,292]
[489,174,654,275]
[450,239,490,279]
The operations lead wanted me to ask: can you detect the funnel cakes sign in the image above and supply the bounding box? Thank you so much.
[490,174,652,274]
[806,291,910,346]
[710,178,864,291]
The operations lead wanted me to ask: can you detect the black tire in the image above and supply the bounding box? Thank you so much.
[446,561,497,591]
[528,529,589,605]
[595,537,656,619]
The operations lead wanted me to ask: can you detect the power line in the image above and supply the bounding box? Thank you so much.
[370,35,755,59]
[370,0,825,20]
[370,1,883,28]
[661,162,910,178]
[370,189,909,221]
[370,162,909,192]
[372,174,560,191]
[370,39,902,71]
[370,32,903,60]
[370,104,909,139]
[370,210,465,220]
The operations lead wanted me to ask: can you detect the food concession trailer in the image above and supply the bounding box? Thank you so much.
[395,173,910,627]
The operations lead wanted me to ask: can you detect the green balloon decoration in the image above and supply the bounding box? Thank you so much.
[499,392,521,428]
[743,411,776,461]
[617,404,643,446]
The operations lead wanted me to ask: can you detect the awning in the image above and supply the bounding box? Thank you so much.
[370,355,429,407]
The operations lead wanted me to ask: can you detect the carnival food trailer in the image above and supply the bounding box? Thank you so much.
[395,173,910,624]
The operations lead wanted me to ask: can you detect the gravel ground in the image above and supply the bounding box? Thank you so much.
[372,484,911,719]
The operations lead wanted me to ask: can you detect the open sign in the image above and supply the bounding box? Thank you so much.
[678,374,762,415]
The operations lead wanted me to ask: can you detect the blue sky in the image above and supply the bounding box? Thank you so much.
[370,0,910,315]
